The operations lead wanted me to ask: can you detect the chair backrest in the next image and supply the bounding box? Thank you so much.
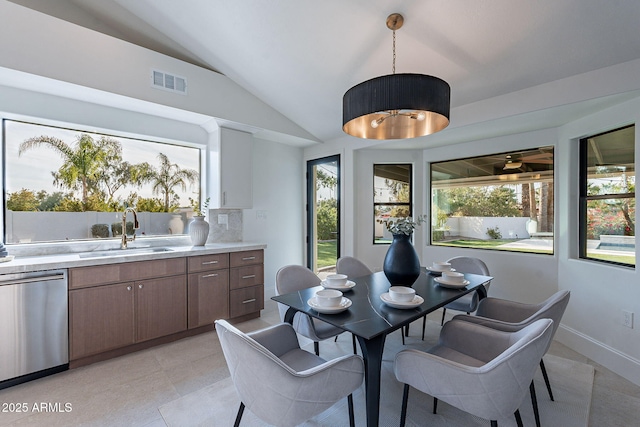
[275,264,320,296]
[446,256,490,275]
[336,256,373,279]
[521,290,570,339]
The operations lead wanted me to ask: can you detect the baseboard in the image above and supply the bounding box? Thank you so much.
[556,324,640,387]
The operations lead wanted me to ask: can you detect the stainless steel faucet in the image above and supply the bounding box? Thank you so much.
[121,207,140,249]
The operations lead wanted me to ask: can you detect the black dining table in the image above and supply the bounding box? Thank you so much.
[271,268,492,427]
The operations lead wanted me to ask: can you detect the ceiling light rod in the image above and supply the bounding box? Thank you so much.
[342,13,451,140]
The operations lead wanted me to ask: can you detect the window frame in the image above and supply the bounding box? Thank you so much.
[3,118,204,246]
[579,124,635,267]
[429,146,555,255]
[373,163,413,244]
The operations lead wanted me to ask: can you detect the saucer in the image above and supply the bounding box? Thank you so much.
[321,279,356,291]
[434,277,470,289]
[380,293,424,309]
[426,266,455,275]
[308,296,352,314]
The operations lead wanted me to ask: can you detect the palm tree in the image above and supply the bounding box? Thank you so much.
[18,134,118,210]
[145,153,199,212]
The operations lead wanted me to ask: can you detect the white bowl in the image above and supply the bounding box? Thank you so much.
[388,286,416,303]
[315,289,343,307]
[431,261,451,271]
[442,271,464,283]
[325,273,348,287]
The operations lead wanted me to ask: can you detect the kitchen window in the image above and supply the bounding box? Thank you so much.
[374,164,412,244]
[431,147,554,254]
[2,119,202,245]
[579,125,635,266]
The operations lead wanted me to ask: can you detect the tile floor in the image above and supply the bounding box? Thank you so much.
[1,296,639,426]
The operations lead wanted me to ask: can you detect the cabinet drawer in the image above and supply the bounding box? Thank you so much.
[69,258,186,289]
[230,250,263,267]
[188,253,229,273]
[229,285,264,318]
[230,264,264,290]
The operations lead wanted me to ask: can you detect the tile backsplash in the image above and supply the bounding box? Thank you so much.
[208,209,242,243]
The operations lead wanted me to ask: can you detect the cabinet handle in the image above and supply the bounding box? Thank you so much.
[242,256,256,261]
[202,261,218,265]
[242,298,256,304]
[138,284,143,289]
[242,275,256,279]
[127,286,132,291]
[202,273,219,278]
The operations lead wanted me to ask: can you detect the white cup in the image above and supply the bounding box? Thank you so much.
[432,261,451,271]
[442,271,464,283]
[315,289,343,307]
[388,286,416,303]
[325,273,348,287]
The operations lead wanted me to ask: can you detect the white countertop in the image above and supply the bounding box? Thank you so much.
[0,242,267,275]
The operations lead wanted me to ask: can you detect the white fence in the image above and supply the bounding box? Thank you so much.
[5,211,187,243]
[443,216,535,240]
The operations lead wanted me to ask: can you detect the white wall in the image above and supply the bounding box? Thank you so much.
[243,137,304,296]
[556,97,640,385]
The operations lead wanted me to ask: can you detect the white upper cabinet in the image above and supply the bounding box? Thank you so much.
[210,127,253,209]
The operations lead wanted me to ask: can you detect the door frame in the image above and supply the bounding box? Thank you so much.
[306,154,341,271]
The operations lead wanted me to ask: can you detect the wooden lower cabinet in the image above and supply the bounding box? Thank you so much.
[69,282,135,360]
[136,275,187,342]
[69,250,264,363]
[188,269,229,328]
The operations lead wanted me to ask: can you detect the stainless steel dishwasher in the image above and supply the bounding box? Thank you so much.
[0,270,69,389]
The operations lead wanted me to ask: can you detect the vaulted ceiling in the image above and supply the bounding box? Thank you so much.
[9,0,640,148]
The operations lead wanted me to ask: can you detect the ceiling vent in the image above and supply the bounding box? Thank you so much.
[151,69,187,95]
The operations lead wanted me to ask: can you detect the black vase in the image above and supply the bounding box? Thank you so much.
[383,233,421,286]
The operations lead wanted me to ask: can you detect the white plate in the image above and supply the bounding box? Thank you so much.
[380,293,424,309]
[426,266,455,275]
[434,277,470,289]
[0,255,14,263]
[321,279,356,291]
[308,296,352,314]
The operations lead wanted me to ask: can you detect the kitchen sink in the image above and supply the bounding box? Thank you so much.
[78,247,173,258]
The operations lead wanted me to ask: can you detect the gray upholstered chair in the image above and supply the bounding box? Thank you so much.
[336,256,373,279]
[453,290,570,404]
[276,265,351,355]
[394,318,554,427]
[215,320,364,427]
[439,256,492,327]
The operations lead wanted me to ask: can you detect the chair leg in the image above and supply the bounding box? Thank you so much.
[314,341,320,356]
[401,328,405,345]
[405,323,410,336]
[433,397,438,414]
[540,358,555,401]
[347,394,355,427]
[351,334,357,355]
[421,315,427,340]
[234,402,245,427]
[400,384,410,427]
[334,336,339,342]
[441,308,447,325]
[530,380,541,427]
[514,409,524,427]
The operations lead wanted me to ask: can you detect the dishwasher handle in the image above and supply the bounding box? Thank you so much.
[0,273,66,286]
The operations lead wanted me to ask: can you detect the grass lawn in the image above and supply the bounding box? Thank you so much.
[317,240,337,268]
[587,252,636,265]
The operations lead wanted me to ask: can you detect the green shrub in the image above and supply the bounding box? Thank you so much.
[91,224,110,238]
[486,226,502,239]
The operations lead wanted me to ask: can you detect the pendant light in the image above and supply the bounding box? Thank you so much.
[342,13,451,140]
